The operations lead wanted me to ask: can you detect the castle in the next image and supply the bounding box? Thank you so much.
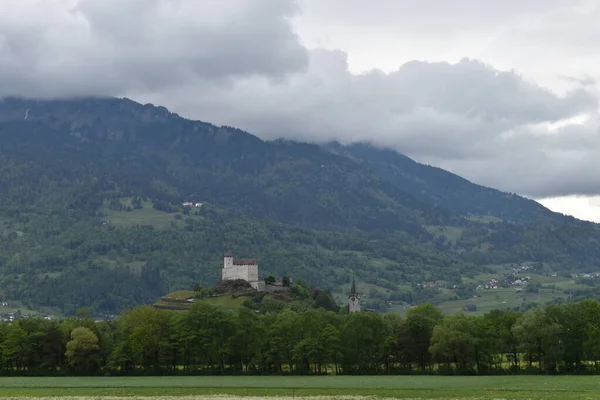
[222,251,265,291]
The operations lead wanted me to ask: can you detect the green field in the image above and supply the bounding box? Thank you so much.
[1,375,600,399]
[434,266,578,315]
[437,286,565,315]
[162,290,196,301]
[102,198,202,229]
[424,225,464,245]
[154,292,250,311]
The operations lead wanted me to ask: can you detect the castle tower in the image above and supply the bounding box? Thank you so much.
[348,271,360,313]
[224,251,233,269]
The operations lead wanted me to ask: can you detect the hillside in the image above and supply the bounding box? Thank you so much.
[325,142,572,224]
[153,278,339,314]
[1,96,600,315]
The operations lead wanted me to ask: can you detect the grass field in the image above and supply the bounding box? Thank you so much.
[437,286,565,315]
[154,293,249,311]
[103,199,174,229]
[102,198,205,230]
[162,290,196,301]
[1,375,600,399]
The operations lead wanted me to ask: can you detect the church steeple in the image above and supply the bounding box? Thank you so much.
[348,271,360,313]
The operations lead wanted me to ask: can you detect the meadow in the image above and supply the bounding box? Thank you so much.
[2,375,600,399]
[102,198,184,229]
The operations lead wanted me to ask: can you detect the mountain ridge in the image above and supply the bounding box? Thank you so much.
[323,141,580,225]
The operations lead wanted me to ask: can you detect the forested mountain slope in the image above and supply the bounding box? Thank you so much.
[0,96,599,315]
[324,142,573,224]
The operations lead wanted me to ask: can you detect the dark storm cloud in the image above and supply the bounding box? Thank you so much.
[1,0,599,199]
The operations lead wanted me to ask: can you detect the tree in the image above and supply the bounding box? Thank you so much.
[313,290,340,312]
[1,323,27,371]
[341,312,387,373]
[117,306,173,371]
[482,309,521,370]
[512,308,562,372]
[65,327,100,374]
[430,314,478,373]
[76,307,92,320]
[320,324,343,374]
[404,304,443,371]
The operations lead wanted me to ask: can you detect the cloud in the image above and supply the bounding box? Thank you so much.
[295,0,569,36]
[559,75,596,87]
[0,0,308,97]
[142,50,599,198]
[1,0,600,199]
[538,195,600,223]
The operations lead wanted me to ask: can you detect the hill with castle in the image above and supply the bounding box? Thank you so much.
[154,252,357,314]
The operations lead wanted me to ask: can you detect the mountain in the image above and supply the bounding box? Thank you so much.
[325,141,569,224]
[0,96,599,315]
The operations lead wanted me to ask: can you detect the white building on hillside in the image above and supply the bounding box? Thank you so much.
[222,251,265,291]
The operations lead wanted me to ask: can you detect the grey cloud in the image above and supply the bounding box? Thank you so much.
[423,117,600,198]
[0,0,308,97]
[138,49,598,198]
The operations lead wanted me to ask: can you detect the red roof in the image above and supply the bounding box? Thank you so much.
[233,258,257,265]
[225,251,233,257]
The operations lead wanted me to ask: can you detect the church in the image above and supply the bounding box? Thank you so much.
[348,272,361,313]
[222,251,265,291]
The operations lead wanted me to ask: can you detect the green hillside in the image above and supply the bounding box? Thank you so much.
[1,96,600,316]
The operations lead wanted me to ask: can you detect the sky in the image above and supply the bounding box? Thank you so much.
[1,0,600,221]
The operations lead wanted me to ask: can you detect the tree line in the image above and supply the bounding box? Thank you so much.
[4,299,600,375]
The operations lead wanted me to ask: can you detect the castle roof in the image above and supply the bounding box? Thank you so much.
[225,251,233,257]
[233,258,258,265]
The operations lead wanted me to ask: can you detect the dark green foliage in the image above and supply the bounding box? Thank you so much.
[3,299,600,375]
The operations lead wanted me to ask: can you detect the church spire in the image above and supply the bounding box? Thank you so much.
[350,271,357,296]
[348,271,360,313]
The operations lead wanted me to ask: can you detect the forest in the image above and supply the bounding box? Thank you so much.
[3,296,600,376]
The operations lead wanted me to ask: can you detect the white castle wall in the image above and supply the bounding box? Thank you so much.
[222,264,252,281]
[245,264,258,282]
[222,256,261,290]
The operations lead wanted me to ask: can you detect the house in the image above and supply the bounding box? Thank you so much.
[182,202,203,208]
